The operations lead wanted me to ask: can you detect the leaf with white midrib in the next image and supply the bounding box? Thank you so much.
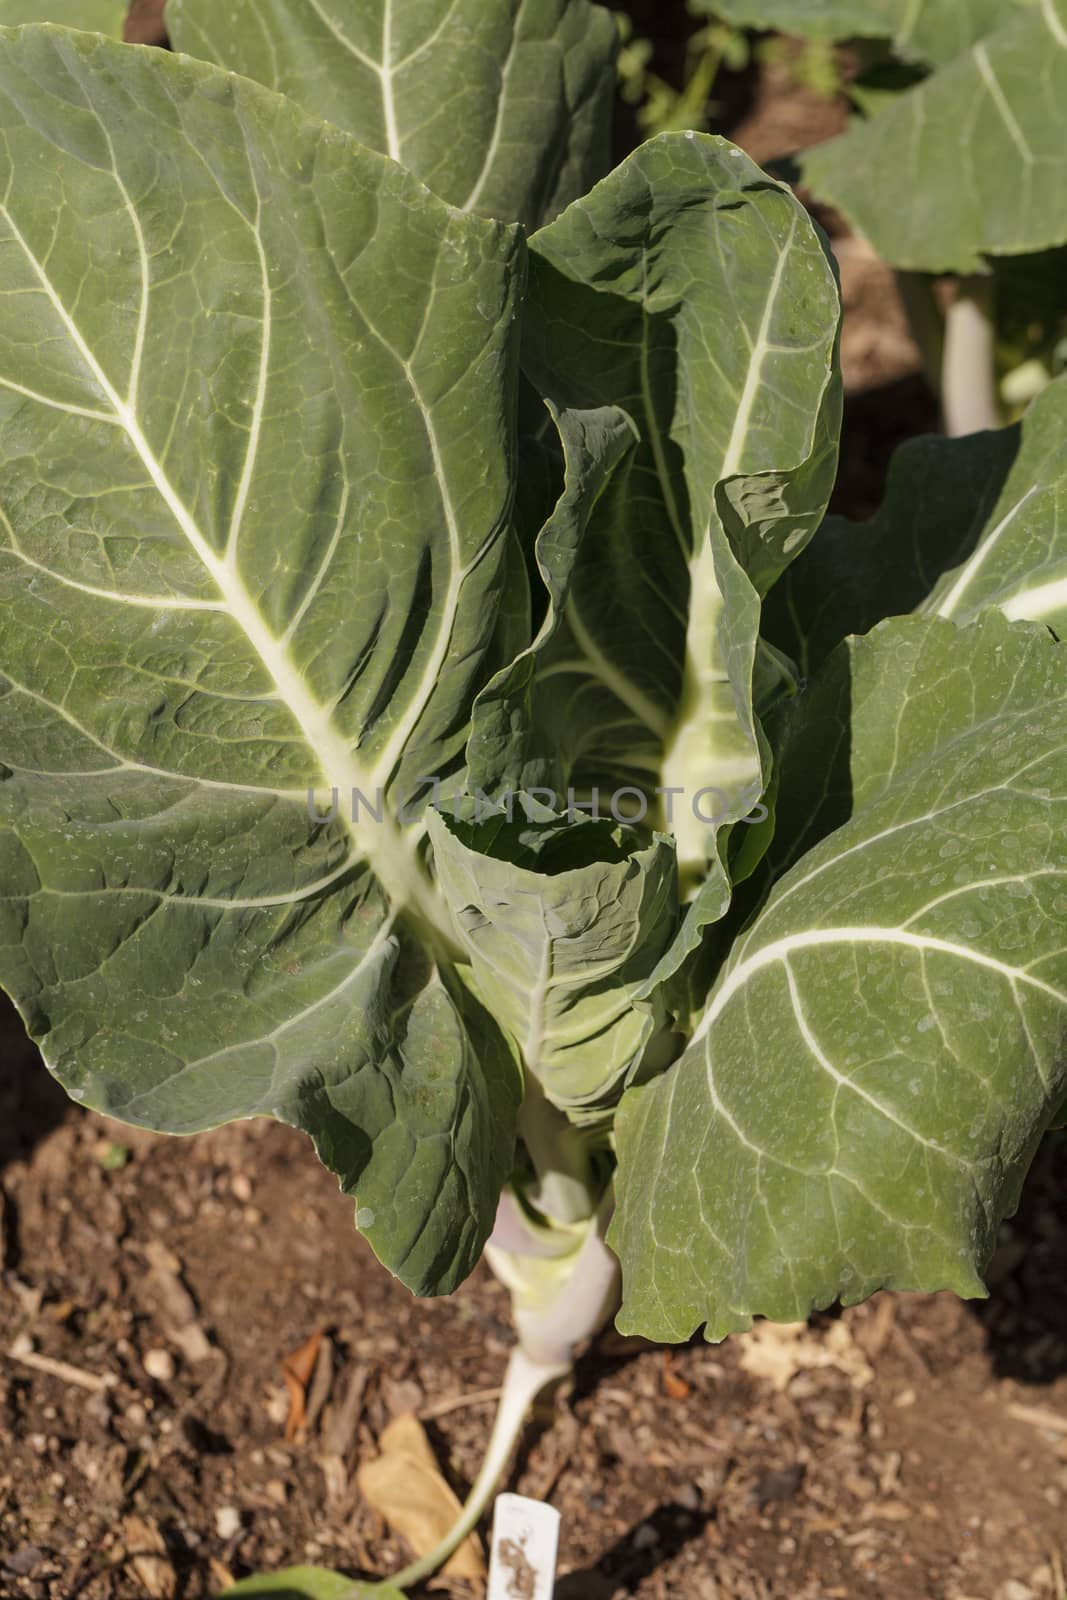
[611,613,1067,1341]
[166,0,619,230]
[0,26,523,1295]
[921,377,1067,630]
[522,133,841,889]
[800,0,1067,272]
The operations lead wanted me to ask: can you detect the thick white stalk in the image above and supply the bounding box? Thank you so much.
[499,1194,621,1368]
[659,535,729,890]
[894,269,944,394]
[942,275,999,436]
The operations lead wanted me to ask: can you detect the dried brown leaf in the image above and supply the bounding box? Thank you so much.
[357,1412,485,1581]
[737,1320,873,1393]
[662,1353,691,1402]
[281,1329,323,1441]
[121,1515,176,1600]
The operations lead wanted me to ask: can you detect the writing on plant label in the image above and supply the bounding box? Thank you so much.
[488,1494,560,1600]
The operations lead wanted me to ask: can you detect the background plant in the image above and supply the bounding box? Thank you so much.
[616,2,750,136]
[712,0,1067,430]
[615,0,840,137]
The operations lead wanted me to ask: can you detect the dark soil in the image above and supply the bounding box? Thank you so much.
[2,25,1063,1600]
[2,1005,1066,1600]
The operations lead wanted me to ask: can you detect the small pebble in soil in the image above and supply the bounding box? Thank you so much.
[756,1464,805,1508]
[631,1523,659,1551]
[5,1545,44,1577]
[215,1506,242,1540]
[144,1348,175,1382]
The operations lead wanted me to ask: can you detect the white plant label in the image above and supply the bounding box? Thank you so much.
[488,1493,561,1600]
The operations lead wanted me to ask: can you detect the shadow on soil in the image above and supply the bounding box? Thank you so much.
[0,996,69,1178]
[970,1130,1067,1384]
[556,1500,717,1600]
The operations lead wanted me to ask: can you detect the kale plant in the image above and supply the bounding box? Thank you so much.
[0,3,1065,1592]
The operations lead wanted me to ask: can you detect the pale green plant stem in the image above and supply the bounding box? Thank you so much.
[518,1082,596,1226]
[669,36,725,130]
[505,1191,621,1368]
[942,274,999,436]
[382,1346,571,1593]
[895,269,944,393]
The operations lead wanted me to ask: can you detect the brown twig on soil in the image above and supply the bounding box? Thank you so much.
[319,1360,368,1505]
[3,1343,115,1393]
[323,1360,369,1458]
[140,1237,215,1364]
[889,1316,932,1378]
[1006,1400,1067,1437]
[1050,1547,1065,1596]
[418,1385,504,1421]
[320,1358,370,1503]
[304,1331,334,1435]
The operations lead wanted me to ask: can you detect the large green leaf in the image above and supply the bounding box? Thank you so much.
[429,798,678,1121]
[166,0,618,230]
[522,133,841,889]
[801,0,1067,272]
[0,0,123,29]
[766,376,1067,672]
[0,26,524,1295]
[713,0,1033,66]
[611,614,1067,1341]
